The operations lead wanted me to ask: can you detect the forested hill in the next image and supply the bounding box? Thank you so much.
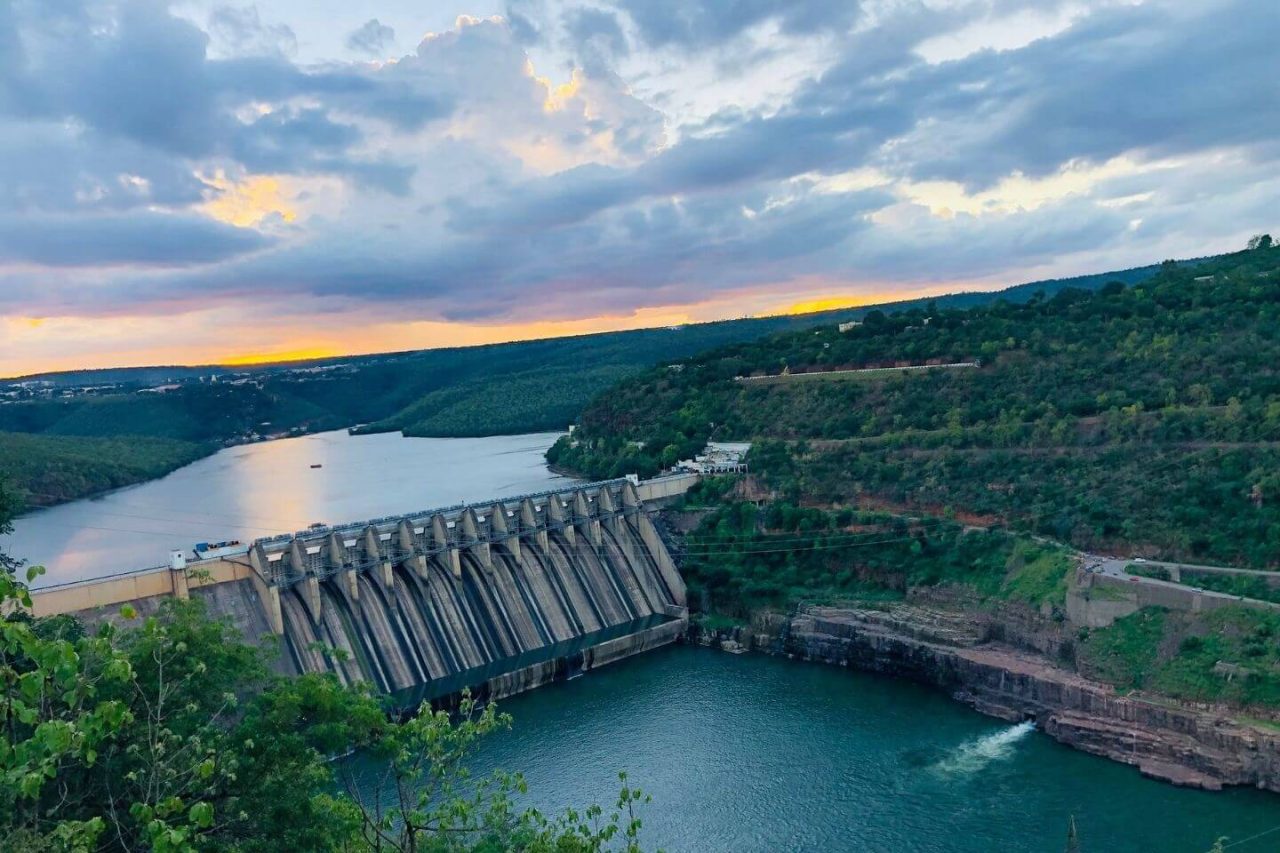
[550,243,1280,569]
[0,251,1216,509]
[1,258,1191,445]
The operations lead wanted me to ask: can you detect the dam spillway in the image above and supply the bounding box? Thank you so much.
[244,478,688,702]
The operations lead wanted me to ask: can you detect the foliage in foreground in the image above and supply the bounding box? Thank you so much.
[0,497,649,853]
[0,590,650,852]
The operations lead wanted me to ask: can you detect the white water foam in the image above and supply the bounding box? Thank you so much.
[933,721,1036,777]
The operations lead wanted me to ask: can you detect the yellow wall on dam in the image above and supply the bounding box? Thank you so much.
[28,558,251,618]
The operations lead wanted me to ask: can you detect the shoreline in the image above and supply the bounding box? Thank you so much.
[11,425,572,515]
[689,603,1280,795]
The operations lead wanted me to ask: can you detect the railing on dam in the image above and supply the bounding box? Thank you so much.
[254,477,635,547]
[249,479,635,584]
[26,473,699,622]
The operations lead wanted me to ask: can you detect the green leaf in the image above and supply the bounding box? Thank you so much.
[189,801,215,829]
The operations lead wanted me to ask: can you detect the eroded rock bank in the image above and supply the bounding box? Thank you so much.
[691,603,1280,794]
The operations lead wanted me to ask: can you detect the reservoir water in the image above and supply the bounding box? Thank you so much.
[3,430,576,587]
[464,645,1280,853]
[5,430,1278,845]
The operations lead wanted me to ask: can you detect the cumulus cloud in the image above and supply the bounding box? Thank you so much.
[346,18,396,56]
[562,8,629,72]
[1,0,1276,369]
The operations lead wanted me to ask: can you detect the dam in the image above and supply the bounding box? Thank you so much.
[30,475,696,704]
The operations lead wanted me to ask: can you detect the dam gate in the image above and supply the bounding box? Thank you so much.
[242,478,689,701]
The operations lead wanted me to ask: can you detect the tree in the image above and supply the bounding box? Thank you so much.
[0,476,651,852]
[0,588,356,852]
[0,481,22,577]
[337,692,650,852]
[1246,234,1273,251]
[0,524,133,849]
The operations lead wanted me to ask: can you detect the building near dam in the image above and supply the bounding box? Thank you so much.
[30,476,696,706]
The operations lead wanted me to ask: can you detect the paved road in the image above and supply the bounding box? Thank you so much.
[1081,555,1280,609]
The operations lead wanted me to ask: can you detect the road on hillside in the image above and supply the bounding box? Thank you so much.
[1081,555,1279,608]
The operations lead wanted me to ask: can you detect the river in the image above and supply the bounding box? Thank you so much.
[464,645,1279,853]
[3,430,576,588]
[6,431,1278,846]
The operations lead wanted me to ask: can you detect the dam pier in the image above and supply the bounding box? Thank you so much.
[30,475,697,705]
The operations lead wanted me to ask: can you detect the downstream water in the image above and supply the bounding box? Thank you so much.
[3,430,575,587]
[9,431,1280,846]
[462,646,1280,853]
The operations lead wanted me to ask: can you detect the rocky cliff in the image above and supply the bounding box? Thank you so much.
[781,605,1280,793]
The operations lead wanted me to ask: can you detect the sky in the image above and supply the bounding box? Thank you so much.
[0,0,1276,376]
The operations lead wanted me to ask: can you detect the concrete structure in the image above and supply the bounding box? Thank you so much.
[677,443,750,475]
[733,361,978,385]
[633,472,701,504]
[1067,563,1280,629]
[30,477,696,706]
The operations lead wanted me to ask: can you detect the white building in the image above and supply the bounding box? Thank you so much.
[677,441,751,474]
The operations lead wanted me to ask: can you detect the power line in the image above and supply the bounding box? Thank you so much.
[1222,823,1280,849]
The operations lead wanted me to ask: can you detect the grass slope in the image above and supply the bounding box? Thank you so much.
[1079,607,1280,708]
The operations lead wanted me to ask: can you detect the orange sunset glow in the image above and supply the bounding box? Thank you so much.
[3,282,972,378]
[0,1,1264,385]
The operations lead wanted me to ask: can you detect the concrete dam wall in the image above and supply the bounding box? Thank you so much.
[37,477,691,705]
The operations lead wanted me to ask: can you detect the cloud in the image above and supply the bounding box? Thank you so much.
[346,18,396,56]
[562,8,629,72]
[0,0,443,188]
[208,5,298,58]
[449,0,1280,232]
[0,121,208,212]
[604,0,862,49]
[2,0,1277,375]
[0,211,272,267]
[877,1,1280,187]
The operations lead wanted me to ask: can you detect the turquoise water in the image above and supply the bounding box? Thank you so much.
[466,645,1279,852]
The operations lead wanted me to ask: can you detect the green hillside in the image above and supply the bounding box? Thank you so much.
[551,245,1280,569]
[0,433,208,508]
[0,253,1207,507]
[552,240,1280,710]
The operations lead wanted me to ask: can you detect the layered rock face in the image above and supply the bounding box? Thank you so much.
[785,605,1280,793]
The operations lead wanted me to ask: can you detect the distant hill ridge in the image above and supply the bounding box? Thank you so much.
[0,251,1216,509]
[5,256,1195,387]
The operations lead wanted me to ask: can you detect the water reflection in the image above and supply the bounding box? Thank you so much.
[3,430,575,587]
